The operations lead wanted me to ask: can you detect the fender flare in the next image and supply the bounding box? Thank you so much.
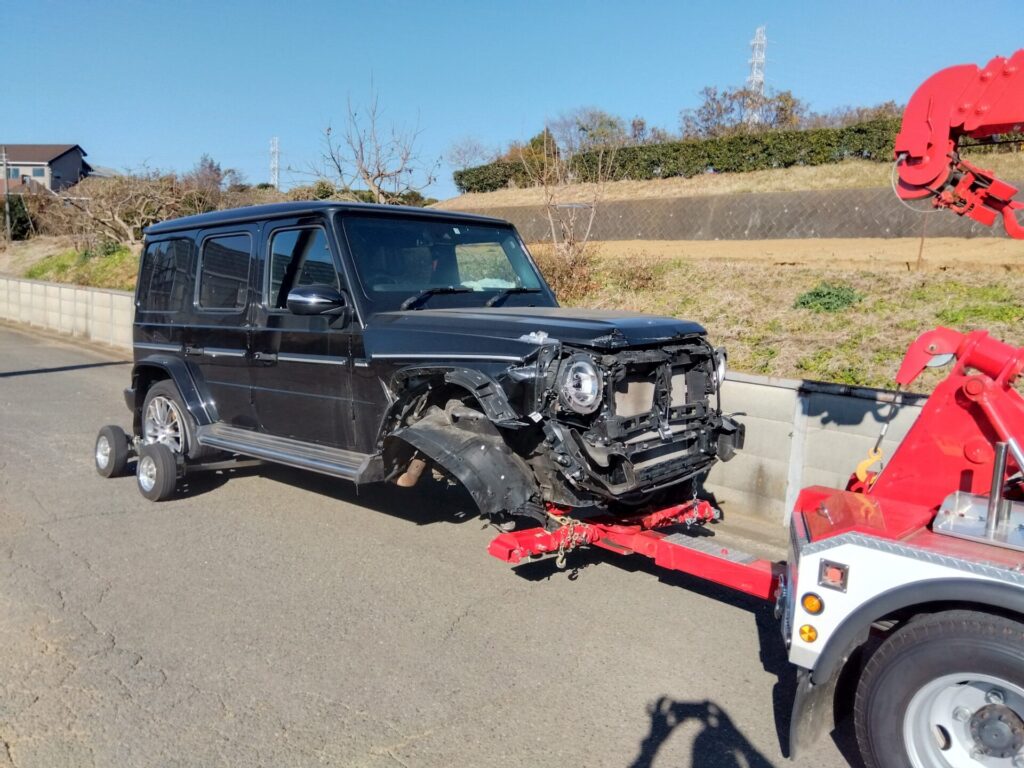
[381,365,524,439]
[129,354,215,434]
[790,577,1024,757]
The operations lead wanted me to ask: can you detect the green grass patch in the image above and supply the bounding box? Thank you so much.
[25,244,138,291]
[793,281,863,313]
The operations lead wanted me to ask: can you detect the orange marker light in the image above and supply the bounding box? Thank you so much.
[801,593,824,615]
[799,624,818,643]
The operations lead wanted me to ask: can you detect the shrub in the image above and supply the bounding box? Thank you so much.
[794,282,863,313]
[532,244,597,304]
[606,252,669,292]
[453,117,902,193]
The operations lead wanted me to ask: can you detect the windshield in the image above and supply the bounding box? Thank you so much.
[338,214,554,313]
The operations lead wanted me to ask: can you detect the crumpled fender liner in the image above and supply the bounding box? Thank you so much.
[384,407,538,518]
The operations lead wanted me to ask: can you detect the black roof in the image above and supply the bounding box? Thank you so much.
[144,201,510,236]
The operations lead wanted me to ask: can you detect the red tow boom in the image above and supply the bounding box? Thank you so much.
[488,500,783,601]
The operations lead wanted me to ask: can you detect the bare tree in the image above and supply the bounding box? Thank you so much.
[516,127,622,300]
[445,137,494,171]
[43,172,183,247]
[321,87,439,204]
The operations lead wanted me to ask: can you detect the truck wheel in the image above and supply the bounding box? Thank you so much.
[95,425,130,478]
[136,442,178,501]
[855,609,1024,768]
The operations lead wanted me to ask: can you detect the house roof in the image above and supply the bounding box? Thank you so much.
[2,144,87,163]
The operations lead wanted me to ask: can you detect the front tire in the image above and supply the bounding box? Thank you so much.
[855,610,1024,768]
[136,443,178,501]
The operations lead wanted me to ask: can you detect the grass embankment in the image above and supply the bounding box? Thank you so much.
[24,244,138,291]
[439,153,1024,210]
[545,246,1024,391]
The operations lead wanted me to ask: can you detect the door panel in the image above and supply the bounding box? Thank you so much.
[251,221,356,448]
[185,228,258,429]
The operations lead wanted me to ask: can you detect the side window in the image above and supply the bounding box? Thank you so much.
[197,233,251,311]
[137,238,193,312]
[267,228,338,309]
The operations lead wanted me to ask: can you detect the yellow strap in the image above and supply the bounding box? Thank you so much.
[855,447,883,483]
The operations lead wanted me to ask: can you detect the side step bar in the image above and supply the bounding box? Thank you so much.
[196,423,375,481]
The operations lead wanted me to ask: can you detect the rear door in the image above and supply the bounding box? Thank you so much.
[250,216,356,447]
[185,226,258,429]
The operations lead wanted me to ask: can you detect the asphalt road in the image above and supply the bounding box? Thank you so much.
[0,323,853,768]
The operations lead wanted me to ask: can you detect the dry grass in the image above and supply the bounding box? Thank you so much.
[557,244,1024,391]
[438,153,1024,210]
[0,235,74,275]
[549,237,1024,273]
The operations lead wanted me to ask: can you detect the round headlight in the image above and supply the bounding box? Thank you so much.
[559,355,603,414]
[714,347,728,388]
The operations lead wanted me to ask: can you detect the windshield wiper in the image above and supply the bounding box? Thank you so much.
[485,287,542,307]
[400,286,471,311]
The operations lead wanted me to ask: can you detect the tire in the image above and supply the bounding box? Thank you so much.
[136,442,178,501]
[855,609,1024,768]
[141,379,212,461]
[95,424,130,478]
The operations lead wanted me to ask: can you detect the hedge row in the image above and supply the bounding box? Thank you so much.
[453,118,903,193]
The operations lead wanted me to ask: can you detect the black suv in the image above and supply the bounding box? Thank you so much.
[94,202,743,524]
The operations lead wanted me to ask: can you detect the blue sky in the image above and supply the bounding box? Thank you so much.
[6,1,1023,199]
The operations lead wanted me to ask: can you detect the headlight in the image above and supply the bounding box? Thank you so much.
[559,354,603,414]
[713,347,727,388]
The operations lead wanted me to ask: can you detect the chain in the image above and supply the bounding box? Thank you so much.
[547,510,586,570]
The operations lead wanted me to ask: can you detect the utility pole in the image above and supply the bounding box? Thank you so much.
[270,137,280,191]
[745,26,767,126]
[2,145,11,243]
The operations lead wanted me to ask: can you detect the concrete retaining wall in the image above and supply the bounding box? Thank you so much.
[0,274,925,524]
[464,183,1024,242]
[0,275,134,349]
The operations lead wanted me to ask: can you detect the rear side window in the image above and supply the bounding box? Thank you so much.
[137,238,194,312]
[267,227,338,309]
[197,233,251,311]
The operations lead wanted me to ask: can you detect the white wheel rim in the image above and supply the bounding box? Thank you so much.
[903,672,1024,767]
[144,395,184,454]
[96,435,111,469]
[138,455,157,493]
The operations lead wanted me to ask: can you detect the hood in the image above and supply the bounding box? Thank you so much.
[364,307,706,360]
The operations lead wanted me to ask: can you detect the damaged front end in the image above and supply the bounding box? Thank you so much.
[380,329,743,523]
[528,337,745,508]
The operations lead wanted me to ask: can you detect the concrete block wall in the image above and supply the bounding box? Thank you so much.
[0,275,134,349]
[0,275,927,524]
[704,373,924,523]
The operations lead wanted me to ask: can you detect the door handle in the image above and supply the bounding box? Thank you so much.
[185,345,204,356]
[253,351,277,363]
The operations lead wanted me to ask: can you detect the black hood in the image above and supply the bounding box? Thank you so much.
[365,307,706,360]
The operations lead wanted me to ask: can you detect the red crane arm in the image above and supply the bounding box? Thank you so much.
[894,50,1024,238]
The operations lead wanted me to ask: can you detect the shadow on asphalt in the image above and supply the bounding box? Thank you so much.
[629,697,776,768]
[0,360,131,378]
[254,464,482,527]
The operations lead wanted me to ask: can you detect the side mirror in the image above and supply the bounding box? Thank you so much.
[287,284,350,317]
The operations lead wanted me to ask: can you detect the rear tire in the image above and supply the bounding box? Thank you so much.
[854,609,1024,768]
[142,380,215,461]
[95,425,130,478]
[136,443,178,501]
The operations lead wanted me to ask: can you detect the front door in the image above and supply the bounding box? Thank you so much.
[250,219,356,448]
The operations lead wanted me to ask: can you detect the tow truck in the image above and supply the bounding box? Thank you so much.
[486,50,1024,768]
